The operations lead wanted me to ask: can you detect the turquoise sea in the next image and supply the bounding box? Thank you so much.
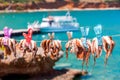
[0,10,120,80]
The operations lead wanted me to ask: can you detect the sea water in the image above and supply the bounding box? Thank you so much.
[0,10,120,80]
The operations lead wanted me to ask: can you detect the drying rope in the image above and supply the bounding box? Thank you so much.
[16,39,67,43]
[15,34,120,43]
[111,34,120,37]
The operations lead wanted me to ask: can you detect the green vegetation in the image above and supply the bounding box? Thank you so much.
[11,0,29,3]
[16,6,24,10]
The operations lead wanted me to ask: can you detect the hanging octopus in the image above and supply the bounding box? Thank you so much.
[40,33,62,60]
[91,24,115,66]
[65,30,92,71]
[19,28,38,58]
[0,27,17,59]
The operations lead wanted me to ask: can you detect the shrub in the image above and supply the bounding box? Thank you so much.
[16,6,24,10]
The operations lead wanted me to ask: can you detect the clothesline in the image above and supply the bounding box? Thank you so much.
[15,33,120,43]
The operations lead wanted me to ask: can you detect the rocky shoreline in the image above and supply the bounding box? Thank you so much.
[1,68,87,80]
[0,47,87,80]
[0,47,60,77]
[0,1,120,13]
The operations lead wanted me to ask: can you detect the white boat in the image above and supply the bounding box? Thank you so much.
[28,11,80,32]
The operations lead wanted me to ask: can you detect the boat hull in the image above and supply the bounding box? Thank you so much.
[40,26,79,33]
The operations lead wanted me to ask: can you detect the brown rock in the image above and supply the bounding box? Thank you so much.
[0,47,63,77]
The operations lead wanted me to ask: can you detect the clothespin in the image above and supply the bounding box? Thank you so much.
[94,24,103,46]
[94,24,102,35]
[80,27,89,49]
[67,31,73,40]
[23,28,33,44]
[48,32,54,40]
[0,45,5,51]
[80,27,89,37]
[3,26,13,38]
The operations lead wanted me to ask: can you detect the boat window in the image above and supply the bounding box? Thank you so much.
[42,21,48,22]
[49,20,54,26]
[73,18,77,22]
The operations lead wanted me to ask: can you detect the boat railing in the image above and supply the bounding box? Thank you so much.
[65,11,71,17]
[27,21,41,29]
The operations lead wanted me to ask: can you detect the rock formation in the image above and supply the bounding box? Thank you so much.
[0,47,63,77]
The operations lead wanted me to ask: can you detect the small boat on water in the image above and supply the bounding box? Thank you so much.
[28,11,80,32]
